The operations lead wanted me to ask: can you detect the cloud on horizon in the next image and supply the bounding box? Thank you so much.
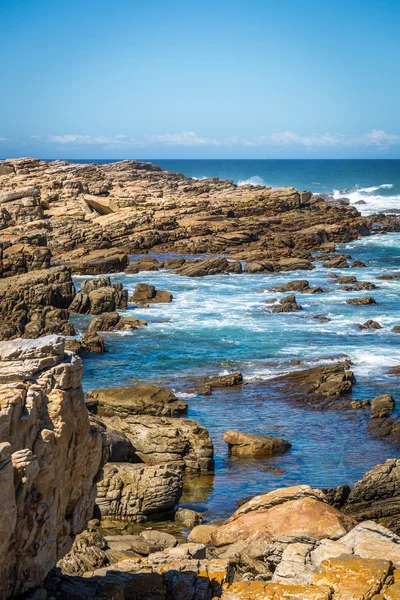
[2,130,400,153]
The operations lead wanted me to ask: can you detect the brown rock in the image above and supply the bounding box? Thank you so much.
[346,296,376,305]
[271,294,303,313]
[87,312,147,335]
[223,430,292,458]
[370,394,395,419]
[131,282,173,305]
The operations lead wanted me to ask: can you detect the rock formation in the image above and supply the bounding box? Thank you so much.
[0,335,105,597]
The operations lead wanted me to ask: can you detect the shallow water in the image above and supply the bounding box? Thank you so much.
[76,232,400,520]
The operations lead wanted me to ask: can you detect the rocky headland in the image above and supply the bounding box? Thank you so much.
[1,158,400,599]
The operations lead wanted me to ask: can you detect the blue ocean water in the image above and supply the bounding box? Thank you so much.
[69,159,400,520]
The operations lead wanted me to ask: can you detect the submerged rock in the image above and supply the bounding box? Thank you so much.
[223,430,292,458]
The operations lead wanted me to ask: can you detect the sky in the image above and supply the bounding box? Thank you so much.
[0,0,399,159]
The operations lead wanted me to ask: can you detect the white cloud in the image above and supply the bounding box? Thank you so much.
[0,136,7,142]
[45,134,132,146]
[147,131,222,146]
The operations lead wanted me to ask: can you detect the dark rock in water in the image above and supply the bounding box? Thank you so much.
[207,372,243,388]
[268,362,355,409]
[268,279,310,292]
[82,332,106,353]
[370,394,395,419]
[340,459,400,534]
[131,282,173,305]
[336,276,357,284]
[86,384,187,417]
[377,273,400,280]
[87,312,147,334]
[354,200,367,205]
[340,281,377,291]
[393,326,400,333]
[125,257,161,273]
[357,320,382,330]
[389,365,400,375]
[271,294,303,313]
[351,260,367,268]
[223,430,292,458]
[346,296,376,305]
[162,257,186,269]
[312,315,331,323]
[322,255,349,269]
[244,261,274,273]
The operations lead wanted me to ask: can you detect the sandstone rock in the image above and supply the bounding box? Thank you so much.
[223,430,292,458]
[125,257,162,273]
[86,384,187,417]
[0,336,105,597]
[83,194,118,215]
[210,495,356,551]
[131,282,173,305]
[370,394,395,418]
[268,279,311,292]
[69,277,128,315]
[336,276,357,284]
[188,524,218,544]
[377,273,400,280]
[219,581,332,599]
[0,265,75,340]
[272,542,316,584]
[66,249,129,275]
[322,255,349,268]
[87,312,147,334]
[346,296,376,305]
[175,507,203,529]
[206,372,243,388]
[271,294,303,313]
[57,528,110,575]
[351,259,367,267]
[340,281,377,291]
[100,414,214,472]
[175,257,242,277]
[342,459,400,534]
[81,332,106,353]
[95,462,183,522]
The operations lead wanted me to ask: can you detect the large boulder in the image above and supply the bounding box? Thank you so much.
[65,249,129,275]
[86,384,188,417]
[100,414,214,472]
[0,336,105,598]
[131,282,173,305]
[95,462,183,522]
[223,430,291,458]
[271,294,303,313]
[69,277,128,315]
[174,257,242,277]
[87,312,147,334]
[210,486,356,555]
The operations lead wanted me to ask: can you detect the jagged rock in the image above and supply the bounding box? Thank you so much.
[370,394,395,418]
[268,279,311,292]
[0,336,105,597]
[100,414,214,472]
[377,273,400,280]
[69,277,128,315]
[206,372,243,388]
[271,294,303,313]
[342,459,400,534]
[0,265,75,340]
[83,194,118,215]
[322,255,349,268]
[82,332,106,353]
[95,462,182,522]
[57,528,110,575]
[87,312,147,334]
[86,384,187,417]
[340,281,377,291]
[351,259,367,267]
[223,430,292,458]
[335,276,357,284]
[66,249,129,275]
[131,282,173,305]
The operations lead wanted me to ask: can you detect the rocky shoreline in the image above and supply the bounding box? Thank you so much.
[1,158,400,599]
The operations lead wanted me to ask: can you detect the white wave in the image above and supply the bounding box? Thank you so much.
[191,176,209,181]
[332,184,399,215]
[175,392,197,398]
[237,176,266,187]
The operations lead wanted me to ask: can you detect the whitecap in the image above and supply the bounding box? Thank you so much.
[237,176,266,187]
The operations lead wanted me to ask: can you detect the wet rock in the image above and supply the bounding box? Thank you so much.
[312,315,331,323]
[175,257,242,277]
[346,296,376,305]
[81,332,106,353]
[268,279,310,292]
[351,259,367,267]
[340,281,377,291]
[70,278,128,315]
[87,312,147,334]
[96,462,183,522]
[322,255,349,268]
[335,276,357,284]
[357,319,382,330]
[131,282,173,305]
[393,325,400,333]
[244,261,274,273]
[370,394,395,418]
[223,430,292,458]
[271,294,303,313]
[377,273,400,280]
[207,372,243,388]
[86,384,187,417]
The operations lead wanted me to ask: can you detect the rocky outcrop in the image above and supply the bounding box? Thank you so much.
[0,336,105,598]
[223,430,292,458]
[357,319,382,330]
[64,249,129,275]
[174,257,242,277]
[346,295,376,305]
[0,265,75,340]
[100,414,214,472]
[69,277,128,315]
[86,384,188,417]
[268,362,355,409]
[131,282,173,305]
[87,312,147,334]
[95,462,183,522]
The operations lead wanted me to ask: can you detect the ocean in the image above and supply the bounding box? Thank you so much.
[69,159,400,520]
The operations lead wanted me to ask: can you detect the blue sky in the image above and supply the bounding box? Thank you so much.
[1,0,399,159]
